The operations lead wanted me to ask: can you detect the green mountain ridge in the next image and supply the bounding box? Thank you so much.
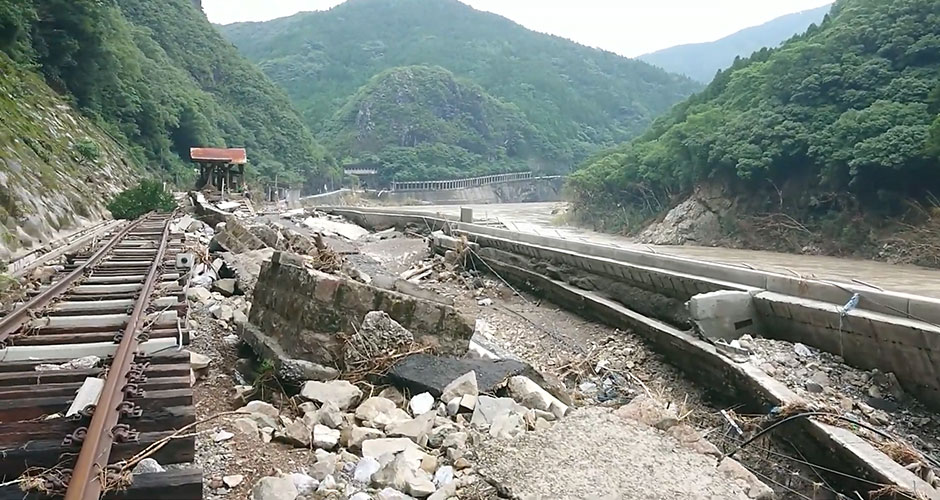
[570,0,940,263]
[323,65,551,181]
[220,0,702,177]
[0,0,333,188]
[638,4,832,83]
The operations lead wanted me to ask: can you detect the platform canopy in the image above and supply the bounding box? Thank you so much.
[190,147,247,164]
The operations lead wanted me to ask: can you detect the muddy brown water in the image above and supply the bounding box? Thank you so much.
[388,202,940,299]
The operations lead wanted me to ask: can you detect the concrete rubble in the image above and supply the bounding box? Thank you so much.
[172,206,789,500]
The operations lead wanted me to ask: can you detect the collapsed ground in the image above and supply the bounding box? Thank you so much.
[163,196,939,500]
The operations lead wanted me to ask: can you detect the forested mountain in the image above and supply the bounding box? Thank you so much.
[570,0,940,263]
[0,0,333,187]
[323,65,550,181]
[220,0,701,177]
[638,4,832,83]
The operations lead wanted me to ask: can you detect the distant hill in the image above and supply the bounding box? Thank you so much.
[638,4,832,83]
[571,0,940,263]
[323,65,550,181]
[220,0,701,177]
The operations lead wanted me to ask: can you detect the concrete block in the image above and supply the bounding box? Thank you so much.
[459,207,473,223]
[687,290,760,341]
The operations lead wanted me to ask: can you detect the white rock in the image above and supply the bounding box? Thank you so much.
[313,424,341,450]
[477,298,493,306]
[289,472,319,495]
[405,474,436,497]
[354,456,381,483]
[386,412,435,445]
[260,426,274,443]
[442,432,468,449]
[362,438,422,460]
[377,488,412,500]
[251,476,298,500]
[459,394,477,412]
[213,430,234,442]
[409,392,435,416]
[470,396,525,428]
[374,408,413,430]
[506,375,568,417]
[232,417,259,439]
[301,380,362,410]
[223,474,244,488]
[309,453,338,481]
[445,398,461,417]
[189,351,211,371]
[276,419,311,447]
[187,286,212,303]
[349,493,372,500]
[132,458,164,474]
[793,343,813,357]
[356,397,398,422]
[489,412,526,439]
[349,426,385,450]
[433,466,454,487]
[441,371,478,404]
[316,474,337,492]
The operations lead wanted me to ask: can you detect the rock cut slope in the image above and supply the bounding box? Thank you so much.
[0,53,137,261]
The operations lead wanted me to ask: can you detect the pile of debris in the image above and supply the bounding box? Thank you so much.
[220,315,569,500]
[743,335,940,485]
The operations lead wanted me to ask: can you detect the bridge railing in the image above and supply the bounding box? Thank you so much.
[390,171,533,192]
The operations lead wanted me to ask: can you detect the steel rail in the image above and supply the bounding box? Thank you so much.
[65,218,172,500]
[0,219,142,343]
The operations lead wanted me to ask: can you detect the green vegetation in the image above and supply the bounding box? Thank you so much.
[0,0,333,188]
[107,181,176,220]
[75,139,100,163]
[571,0,940,246]
[324,65,552,181]
[639,5,831,83]
[221,0,701,179]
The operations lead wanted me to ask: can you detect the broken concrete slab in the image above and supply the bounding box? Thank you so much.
[474,406,757,499]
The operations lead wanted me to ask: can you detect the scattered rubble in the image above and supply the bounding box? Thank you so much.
[744,335,940,477]
[174,205,787,499]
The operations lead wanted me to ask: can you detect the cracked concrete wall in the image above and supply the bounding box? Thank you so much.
[245,251,474,369]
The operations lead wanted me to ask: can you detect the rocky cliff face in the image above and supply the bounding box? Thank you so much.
[0,54,138,261]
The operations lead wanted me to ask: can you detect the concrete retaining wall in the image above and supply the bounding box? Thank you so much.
[323,207,940,411]
[473,251,939,499]
[245,251,474,369]
[374,176,564,205]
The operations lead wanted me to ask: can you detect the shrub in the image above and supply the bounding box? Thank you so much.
[75,138,100,163]
[107,180,175,220]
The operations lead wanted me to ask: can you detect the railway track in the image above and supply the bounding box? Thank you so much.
[0,213,200,499]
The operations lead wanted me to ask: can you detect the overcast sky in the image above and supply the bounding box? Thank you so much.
[202,0,832,57]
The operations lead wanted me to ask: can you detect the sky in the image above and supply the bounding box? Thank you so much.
[202,0,832,57]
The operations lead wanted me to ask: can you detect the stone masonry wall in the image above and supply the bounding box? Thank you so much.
[246,251,474,369]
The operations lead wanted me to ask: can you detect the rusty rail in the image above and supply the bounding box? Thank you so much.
[64,217,172,500]
[0,219,140,343]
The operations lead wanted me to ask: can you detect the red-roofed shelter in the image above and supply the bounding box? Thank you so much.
[191,147,247,193]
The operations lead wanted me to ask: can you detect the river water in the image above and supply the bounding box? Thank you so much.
[388,202,940,298]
